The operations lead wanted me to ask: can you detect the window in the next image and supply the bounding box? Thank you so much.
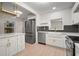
[50,18,63,30]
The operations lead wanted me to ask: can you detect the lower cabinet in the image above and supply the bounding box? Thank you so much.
[7,36,18,56]
[0,38,8,56]
[0,34,25,56]
[0,47,7,56]
[46,33,66,48]
[17,35,25,52]
[46,38,66,48]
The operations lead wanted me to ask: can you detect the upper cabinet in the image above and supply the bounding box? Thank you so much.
[72,2,79,24]
[2,2,15,13]
[0,2,17,16]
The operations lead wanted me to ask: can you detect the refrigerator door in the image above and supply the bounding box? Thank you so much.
[25,19,36,44]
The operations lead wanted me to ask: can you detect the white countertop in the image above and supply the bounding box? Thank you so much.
[0,33,25,39]
[38,31,79,36]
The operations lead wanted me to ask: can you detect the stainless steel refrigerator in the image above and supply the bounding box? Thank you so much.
[25,19,36,44]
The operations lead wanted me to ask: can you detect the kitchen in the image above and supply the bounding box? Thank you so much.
[0,2,79,56]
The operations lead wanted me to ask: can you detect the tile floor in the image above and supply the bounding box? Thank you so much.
[16,43,66,56]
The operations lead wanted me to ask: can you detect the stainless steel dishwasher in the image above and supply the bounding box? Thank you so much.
[38,32,46,45]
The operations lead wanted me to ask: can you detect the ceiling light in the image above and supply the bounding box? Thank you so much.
[52,7,56,10]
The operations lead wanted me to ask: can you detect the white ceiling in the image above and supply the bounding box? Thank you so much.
[2,2,35,19]
[24,2,75,14]
[16,4,35,19]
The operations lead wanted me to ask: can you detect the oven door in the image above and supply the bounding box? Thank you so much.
[65,39,73,56]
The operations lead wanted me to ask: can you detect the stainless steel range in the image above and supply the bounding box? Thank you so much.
[65,35,79,56]
[65,36,74,56]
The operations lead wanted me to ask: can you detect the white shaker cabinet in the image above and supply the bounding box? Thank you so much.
[0,38,8,56]
[72,2,79,24]
[0,33,25,56]
[7,36,18,56]
[0,47,7,56]
[2,2,15,13]
[72,12,79,24]
[17,34,25,52]
[0,36,18,56]
[46,32,66,48]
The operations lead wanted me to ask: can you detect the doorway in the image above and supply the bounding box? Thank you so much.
[25,19,36,44]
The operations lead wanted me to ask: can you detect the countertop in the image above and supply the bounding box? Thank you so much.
[38,31,79,36]
[0,33,25,39]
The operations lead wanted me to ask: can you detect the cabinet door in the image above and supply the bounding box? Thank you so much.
[46,38,54,46]
[7,36,18,56]
[2,2,15,13]
[46,38,60,46]
[0,47,8,56]
[17,35,25,52]
[0,39,8,56]
[54,38,66,48]
[46,36,66,48]
[73,12,79,24]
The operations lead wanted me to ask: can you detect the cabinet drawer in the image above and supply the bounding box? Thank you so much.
[46,34,66,39]
[46,38,66,48]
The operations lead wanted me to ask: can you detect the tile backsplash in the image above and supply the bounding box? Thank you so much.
[64,25,79,32]
[37,25,79,33]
